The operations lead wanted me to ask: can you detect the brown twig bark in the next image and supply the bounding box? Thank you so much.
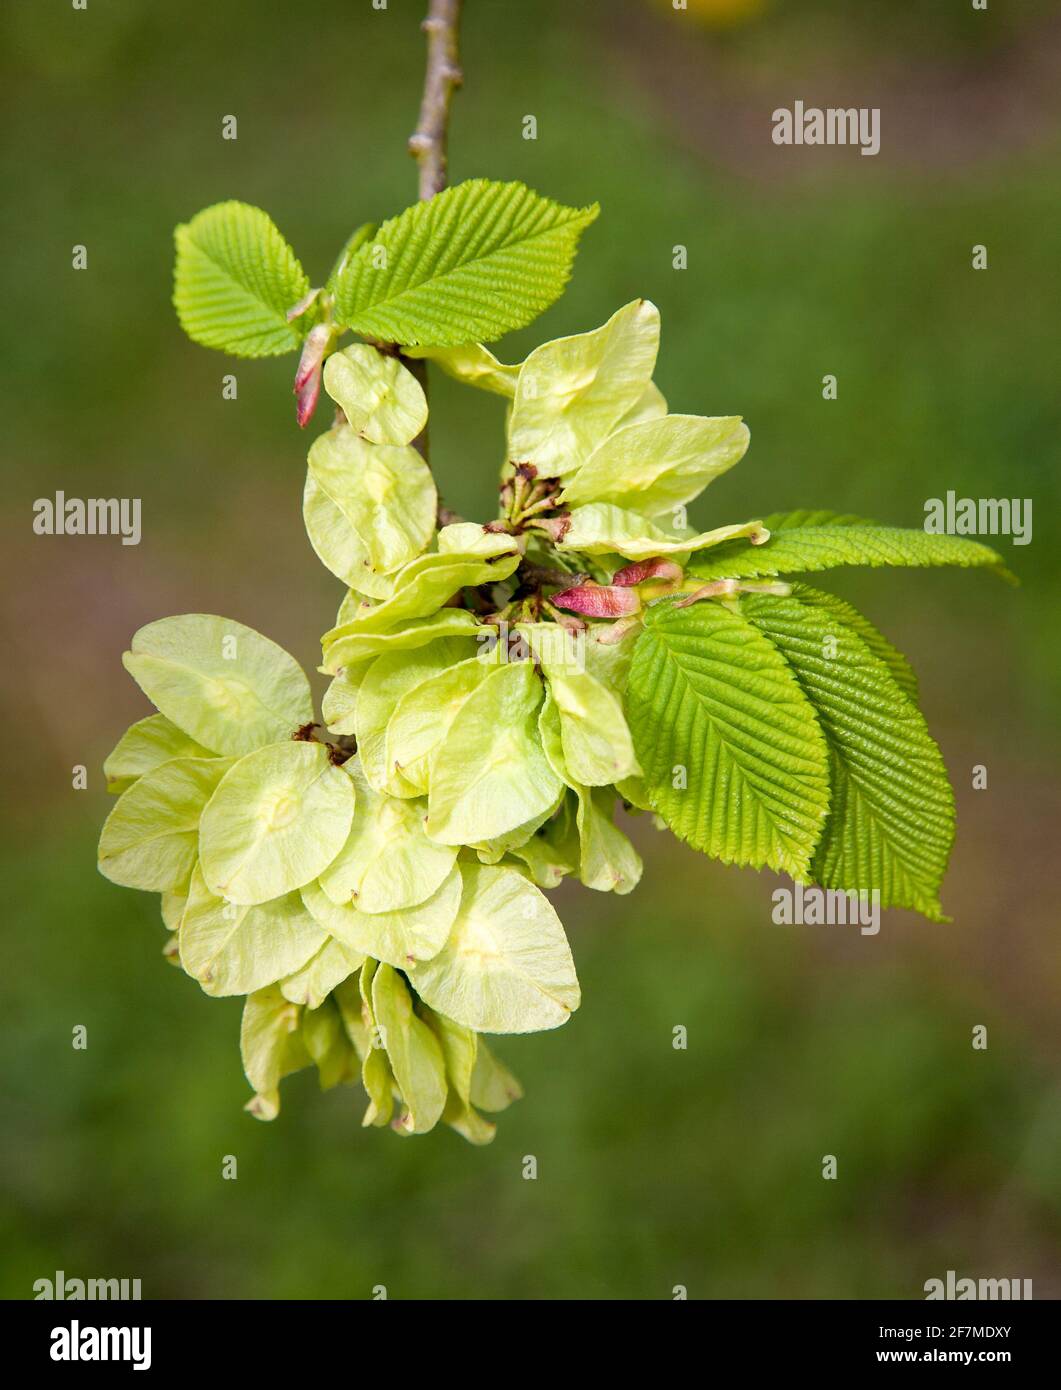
[408,0,464,201]
[404,0,463,478]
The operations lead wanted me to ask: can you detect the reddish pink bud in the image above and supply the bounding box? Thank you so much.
[293,324,332,428]
[551,583,641,618]
[612,557,683,587]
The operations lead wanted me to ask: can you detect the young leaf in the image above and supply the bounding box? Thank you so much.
[321,609,482,671]
[625,598,832,877]
[507,299,660,477]
[318,762,457,912]
[179,863,328,997]
[240,986,310,1121]
[122,614,314,758]
[103,713,213,794]
[538,694,641,893]
[304,427,436,591]
[333,179,599,347]
[173,201,313,357]
[470,1039,524,1112]
[739,588,956,920]
[405,342,520,397]
[371,964,448,1134]
[199,742,356,904]
[556,504,765,561]
[384,656,491,795]
[321,345,428,446]
[97,755,233,891]
[408,863,580,1034]
[302,997,358,1090]
[353,640,477,794]
[687,522,1012,584]
[280,936,366,1010]
[426,660,563,846]
[301,868,461,971]
[561,414,751,517]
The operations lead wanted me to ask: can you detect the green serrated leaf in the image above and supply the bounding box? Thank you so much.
[688,522,1012,583]
[739,588,955,920]
[326,222,378,293]
[334,179,599,347]
[173,201,313,357]
[626,599,832,876]
[788,584,919,702]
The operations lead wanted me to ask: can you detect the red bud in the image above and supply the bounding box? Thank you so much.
[293,324,333,428]
[551,583,641,618]
[612,557,684,587]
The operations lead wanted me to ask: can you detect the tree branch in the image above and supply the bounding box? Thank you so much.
[408,0,464,201]
[404,0,463,478]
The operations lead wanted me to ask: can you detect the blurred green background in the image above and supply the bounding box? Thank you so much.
[3,0,1059,1299]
